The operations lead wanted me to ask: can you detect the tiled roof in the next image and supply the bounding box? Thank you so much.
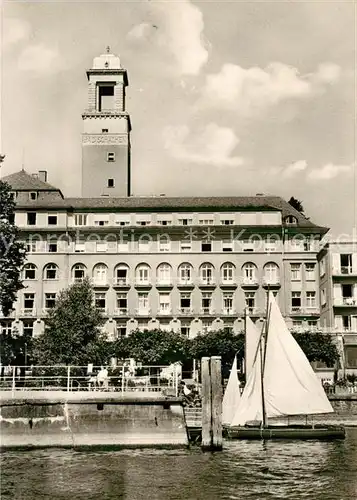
[1,170,61,193]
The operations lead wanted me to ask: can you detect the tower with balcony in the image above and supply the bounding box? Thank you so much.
[81,47,131,197]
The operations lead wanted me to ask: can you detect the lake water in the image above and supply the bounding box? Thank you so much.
[1,428,357,500]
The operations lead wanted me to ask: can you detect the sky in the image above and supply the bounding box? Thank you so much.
[1,0,356,238]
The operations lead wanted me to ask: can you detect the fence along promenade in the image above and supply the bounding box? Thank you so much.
[0,364,180,395]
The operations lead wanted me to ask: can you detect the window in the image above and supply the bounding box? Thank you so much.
[245,292,255,313]
[23,321,34,337]
[157,263,172,284]
[95,292,106,310]
[29,192,37,201]
[223,292,234,314]
[23,264,36,280]
[178,218,192,225]
[96,242,108,253]
[72,264,86,282]
[291,292,301,311]
[178,263,192,284]
[320,288,326,306]
[27,212,36,225]
[265,240,277,253]
[307,320,318,331]
[102,128,109,133]
[158,238,170,252]
[340,254,352,274]
[180,293,191,310]
[306,291,316,308]
[44,264,58,280]
[45,293,56,309]
[345,346,357,368]
[107,178,115,188]
[98,84,114,111]
[138,292,149,312]
[263,263,279,284]
[116,219,131,226]
[199,219,214,225]
[292,320,303,331]
[201,292,212,313]
[303,239,312,252]
[200,263,214,284]
[107,152,115,162]
[93,264,108,284]
[201,242,212,252]
[180,241,192,252]
[242,240,255,252]
[137,220,150,226]
[202,320,212,333]
[0,321,12,335]
[291,263,301,281]
[116,293,127,313]
[242,263,257,282]
[138,238,151,252]
[48,242,57,253]
[136,264,150,284]
[221,263,235,283]
[74,242,85,253]
[157,219,172,226]
[116,321,127,337]
[221,219,234,225]
[285,215,298,225]
[25,241,37,253]
[222,239,233,252]
[115,265,129,285]
[94,220,109,226]
[319,259,325,277]
[305,263,315,280]
[159,293,171,314]
[24,293,35,311]
[48,215,57,225]
[74,214,87,226]
[342,316,351,331]
[181,324,190,337]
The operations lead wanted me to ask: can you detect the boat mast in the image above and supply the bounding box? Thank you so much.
[260,288,271,428]
[244,307,247,377]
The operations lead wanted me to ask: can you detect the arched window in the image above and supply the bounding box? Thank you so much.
[221,262,235,283]
[242,262,257,282]
[44,263,58,280]
[263,262,279,284]
[23,263,36,280]
[114,264,129,285]
[92,263,108,284]
[285,215,298,225]
[72,263,86,282]
[200,263,215,284]
[178,263,193,284]
[135,264,150,284]
[156,263,172,284]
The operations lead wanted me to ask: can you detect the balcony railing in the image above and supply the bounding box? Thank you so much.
[200,308,215,315]
[135,308,151,316]
[157,308,172,315]
[21,308,36,316]
[241,276,258,286]
[114,308,129,316]
[262,276,280,286]
[177,279,194,286]
[333,266,354,275]
[113,278,129,286]
[334,297,357,306]
[134,279,151,286]
[179,307,193,315]
[199,278,216,286]
[155,280,173,287]
[222,308,236,315]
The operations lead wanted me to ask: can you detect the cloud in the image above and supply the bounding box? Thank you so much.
[3,18,30,47]
[17,44,62,75]
[282,160,308,178]
[163,123,245,167]
[127,0,209,75]
[200,61,341,116]
[307,163,353,181]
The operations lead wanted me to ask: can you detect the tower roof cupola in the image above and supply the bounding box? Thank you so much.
[92,46,122,70]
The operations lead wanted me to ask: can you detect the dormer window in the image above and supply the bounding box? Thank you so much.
[285,215,298,225]
[29,192,38,201]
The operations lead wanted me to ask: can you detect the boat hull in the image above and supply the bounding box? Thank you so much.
[224,424,346,440]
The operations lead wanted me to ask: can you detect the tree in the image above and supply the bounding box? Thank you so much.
[0,178,26,316]
[292,331,339,367]
[32,278,111,366]
[0,327,33,366]
[115,329,190,365]
[288,196,304,214]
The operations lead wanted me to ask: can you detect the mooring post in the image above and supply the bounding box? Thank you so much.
[12,366,16,394]
[210,356,223,450]
[66,366,71,392]
[201,357,212,450]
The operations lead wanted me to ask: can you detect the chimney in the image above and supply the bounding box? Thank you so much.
[38,170,47,182]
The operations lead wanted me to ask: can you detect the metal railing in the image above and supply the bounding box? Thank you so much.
[0,364,180,395]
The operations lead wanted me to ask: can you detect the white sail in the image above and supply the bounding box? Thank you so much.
[230,340,263,426]
[222,355,241,425]
[264,292,334,417]
[245,316,261,380]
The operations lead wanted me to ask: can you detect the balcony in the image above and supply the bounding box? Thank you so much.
[246,307,261,316]
[134,279,152,289]
[135,308,151,316]
[200,308,215,316]
[290,307,320,316]
[157,308,172,316]
[177,280,194,289]
[220,280,237,289]
[334,297,357,307]
[91,279,110,288]
[114,308,129,316]
[262,276,281,288]
[179,307,194,316]
[155,280,174,289]
[240,276,259,288]
[221,308,236,316]
[198,279,216,289]
[0,310,15,319]
[21,308,37,317]
[333,266,356,276]
[113,278,130,289]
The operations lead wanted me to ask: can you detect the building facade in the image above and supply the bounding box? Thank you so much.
[1,169,327,341]
[318,242,357,372]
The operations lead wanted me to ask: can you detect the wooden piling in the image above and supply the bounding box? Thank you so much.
[201,357,212,450]
[210,356,223,450]
[201,356,223,451]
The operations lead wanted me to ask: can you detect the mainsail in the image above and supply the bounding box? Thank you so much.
[245,315,261,380]
[222,355,241,425]
[230,292,333,426]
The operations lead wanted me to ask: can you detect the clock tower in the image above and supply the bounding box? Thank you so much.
[81,47,131,197]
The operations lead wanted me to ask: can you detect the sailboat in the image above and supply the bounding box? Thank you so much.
[224,292,345,440]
